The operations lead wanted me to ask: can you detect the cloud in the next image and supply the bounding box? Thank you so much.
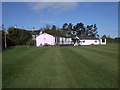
[39,20,53,24]
[28,2,78,14]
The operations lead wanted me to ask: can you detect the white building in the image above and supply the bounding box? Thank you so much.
[100,38,106,45]
[79,39,106,45]
[36,33,55,46]
[36,33,106,46]
[78,37,106,45]
[57,37,74,45]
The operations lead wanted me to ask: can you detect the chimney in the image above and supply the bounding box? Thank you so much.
[32,27,34,32]
[14,25,17,28]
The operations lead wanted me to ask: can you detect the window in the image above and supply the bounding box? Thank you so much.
[83,41,85,43]
[102,39,105,42]
[55,37,57,43]
[95,41,97,43]
[62,38,64,43]
[44,38,46,41]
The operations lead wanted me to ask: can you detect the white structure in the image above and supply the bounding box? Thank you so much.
[59,37,73,45]
[36,33,55,46]
[100,39,106,45]
[79,39,99,45]
[36,33,106,46]
[78,39,106,45]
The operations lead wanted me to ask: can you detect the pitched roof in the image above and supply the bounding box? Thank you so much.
[78,36,99,40]
[29,30,99,40]
[29,30,41,35]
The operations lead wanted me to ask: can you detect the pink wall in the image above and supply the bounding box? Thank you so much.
[36,33,55,46]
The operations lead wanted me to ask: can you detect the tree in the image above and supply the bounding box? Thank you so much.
[62,23,68,30]
[67,23,73,31]
[52,25,56,31]
[45,24,51,30]
[73,22,85,36]
[92,24,98,36]
[114,37,120,43]
[85,24,98,37]
[7,27,32,46]
[2,24,7,49]
[87,25,93,36]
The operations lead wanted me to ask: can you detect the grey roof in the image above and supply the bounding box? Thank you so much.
[78,36,99,40]
[29,30,41,35]
[29,30,99,40]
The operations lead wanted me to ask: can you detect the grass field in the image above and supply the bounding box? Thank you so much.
[3,44,118,88]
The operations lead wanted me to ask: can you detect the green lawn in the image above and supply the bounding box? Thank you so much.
[3,44,118,88]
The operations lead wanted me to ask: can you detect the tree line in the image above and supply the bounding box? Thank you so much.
[101,35,120,43]
[1,22,119,49]
[43,22,99,38]
[2,25,32,49]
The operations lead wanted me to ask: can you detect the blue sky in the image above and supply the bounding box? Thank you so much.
[2,2,118,38]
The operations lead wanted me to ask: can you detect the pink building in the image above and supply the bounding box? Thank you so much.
[36,33,55,46]
[36,33,106,46]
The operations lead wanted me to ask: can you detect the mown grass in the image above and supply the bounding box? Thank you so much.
[2,44,118,88]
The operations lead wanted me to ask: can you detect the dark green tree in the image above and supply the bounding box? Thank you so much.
[52,25,56,31]
[62,23,68,30]
[86,24,98,37]
[73,22,85,36]
[92,24,98,36]
[67,23,72,31]
[7,27,32,46]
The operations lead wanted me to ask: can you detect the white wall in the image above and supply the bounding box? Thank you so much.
[100,39,106,45]
[36,33,55,46]
[59,37,73,45]
[36,34,106,46]
[80,40,99,45]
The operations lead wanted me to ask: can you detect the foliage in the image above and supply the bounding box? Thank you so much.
[29,39,36,46]
[62,22,98,37]
[101,35,120,43]
[41,22,99,38]
[7,27,32,46]
[106,37,120,43]
[2,22,119,49]
[52,25,56,31]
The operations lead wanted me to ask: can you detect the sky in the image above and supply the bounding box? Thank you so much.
[2,2,118,38]
[2,0,119,2]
